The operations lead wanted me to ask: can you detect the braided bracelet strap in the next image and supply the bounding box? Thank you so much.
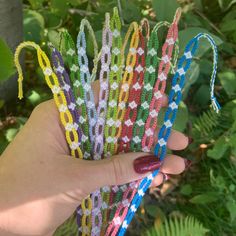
[118,19,149,153]
[113,22,139,152]
[76,19,99,236]
[142,8,181,152]
[49,46,83,152]
[118,33,221,236]
[130,21,170,152]
[77,19,98,148]
[62,31,91,158]
[103,7,123,158]
[104,21,149,236]
[102,7,123,230]
[15,42,83,159]
[94,13,112,160]
[90,13,112,236]
[105,13,181,234]
[106,21,140,224]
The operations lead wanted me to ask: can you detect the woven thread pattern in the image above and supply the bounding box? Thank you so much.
[118,33,220,236]
[105,22,140,224]
[130,21,170,152]
[15,42,83,159]
[14,10,221,236]
[90,13,112,236]
[105,11,181,234]
[141,8,181,152]
[62,31,91,158]
[102,8,123,231]
[76,19,99,236]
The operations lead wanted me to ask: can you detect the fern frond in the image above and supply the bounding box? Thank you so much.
[192,109,220,140]
[145,216,209,236]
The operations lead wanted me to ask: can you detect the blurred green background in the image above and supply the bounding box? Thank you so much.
[0,0,236,235]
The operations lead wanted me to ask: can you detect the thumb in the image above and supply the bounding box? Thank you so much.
[67,152,161,194]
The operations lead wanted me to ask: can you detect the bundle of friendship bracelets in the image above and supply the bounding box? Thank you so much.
[14,6,221,236]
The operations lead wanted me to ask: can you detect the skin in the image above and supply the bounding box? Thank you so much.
[0,81,188,236]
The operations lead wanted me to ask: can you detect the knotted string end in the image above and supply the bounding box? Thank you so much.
[211,96,221,113]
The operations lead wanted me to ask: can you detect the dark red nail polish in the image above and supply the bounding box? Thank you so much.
[184,159,192,169]
[188,137,194,145]
[162,173,170,181]
[133,155,162,174]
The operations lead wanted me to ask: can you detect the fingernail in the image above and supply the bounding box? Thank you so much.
[188,137,194,145]
[133,155,162,174]
[162,173,170,181]
[184,159,192,169]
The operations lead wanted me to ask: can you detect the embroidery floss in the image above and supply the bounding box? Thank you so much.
[49,45,83,153]
[106,10,181,234]
[102,7,123,230]
[142,8,181,152]
[118,33,221,236]
[77,19,99,148]
[105,20,149,236]
[76,19,99,236]
[62,31,91,159]
[15,42,83,159]
[130,21,170,152]
[91,13,112,236]
[118,19,149,153]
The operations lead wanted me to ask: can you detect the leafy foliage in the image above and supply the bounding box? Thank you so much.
[0,38,15,81]
[145,216,208,236]
[0,0,236,236]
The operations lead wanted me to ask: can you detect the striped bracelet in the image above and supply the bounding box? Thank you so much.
[106,21,140,224]
[90,13,112,236]
[15,42,83,159]
[102,7,123,231]
[118,33,221,236]
[76,19,99,236]
[62,31,91,158]
[130,21,170,152]
[106,10,181,235]
[142,8,181,152]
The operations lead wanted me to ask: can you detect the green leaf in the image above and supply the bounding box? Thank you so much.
[218,70,236,96]
[42,11,62,29]
[122,1,141,23]
[0,99,4,109]
[152,0,180,22]
[158,102,188,132]
[23,10,45,43]
[179,27,223,56]
[218,0,236,11]
[226,199,236,222]
[220,19,236,32]
[146,216,208,236]
[182,61,200,98]
[207,136,229,160]
[190,193,218,204]
[145,205,165,218]
[27,90,41,105]
[51,0,69,18]
[67,0,82,6]
[180,184,193,196]
[27,0,45,9]
[0,38,15,81]
[0,134,8,154]
[193,84,211,107]
[173,102,189,132]
[47,30,61,49]
[229,133,236,146]
[5,128,19,142]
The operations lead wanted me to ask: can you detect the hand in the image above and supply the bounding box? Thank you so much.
[0,81,188,236]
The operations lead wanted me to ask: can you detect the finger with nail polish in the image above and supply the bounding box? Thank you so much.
[133,155,162,174]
